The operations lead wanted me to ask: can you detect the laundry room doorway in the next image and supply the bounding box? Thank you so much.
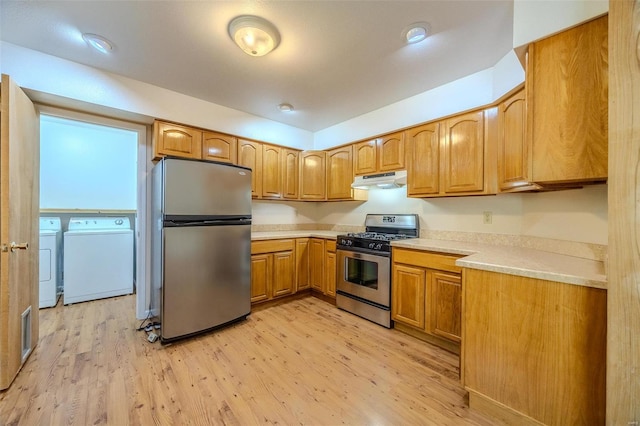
[38,106,148,319]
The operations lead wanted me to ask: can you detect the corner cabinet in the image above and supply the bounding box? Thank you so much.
[153,121,202,160]
[391,248,462,353]
[326,145,367,201]
[498,16,608,192]
[406,109,497,198]
[299,151,327,200]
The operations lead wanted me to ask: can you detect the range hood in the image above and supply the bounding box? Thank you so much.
[351,170,407,190]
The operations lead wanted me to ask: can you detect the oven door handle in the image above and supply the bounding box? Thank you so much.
[337,248,391,258]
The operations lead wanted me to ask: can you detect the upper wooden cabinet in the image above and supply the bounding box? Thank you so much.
[325,145,367,201]
[237,139,263,198]
[282,149,299,200]
[262,144,282,199]
[497,90,532,192]
[506,15,608,191]
[299,151,327,200]
[406,109,497,198]
[153,121,202,160]
[406,122,440,197]
[202,131,237,164]
[354,132,405,175]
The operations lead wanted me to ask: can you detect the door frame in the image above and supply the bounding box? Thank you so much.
[37,106,150,319]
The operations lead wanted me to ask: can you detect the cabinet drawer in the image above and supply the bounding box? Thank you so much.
[251,239,295,255]
[392,248,462,273]
[325,240,336,252]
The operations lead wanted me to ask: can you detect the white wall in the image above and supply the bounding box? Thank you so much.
[0,42,314,150]
[252,200,319,226]
[513,0,608,47]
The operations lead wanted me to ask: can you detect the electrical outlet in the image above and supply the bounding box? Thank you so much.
[483,211,492,224]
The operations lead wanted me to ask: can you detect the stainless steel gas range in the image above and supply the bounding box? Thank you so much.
[336,214,419,328]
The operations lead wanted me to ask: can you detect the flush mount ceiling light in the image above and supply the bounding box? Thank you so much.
[278,103,294,112]
[82,33,114,53]
[228,15,280,57]
[402,22,430,45]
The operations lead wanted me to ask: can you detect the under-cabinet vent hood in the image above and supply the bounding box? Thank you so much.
[351,170,407,190]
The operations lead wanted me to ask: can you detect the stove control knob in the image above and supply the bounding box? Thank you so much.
[376,243,383,250]
[368,242,376,249]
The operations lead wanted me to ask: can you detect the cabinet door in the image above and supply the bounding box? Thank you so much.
[528,16,608,183]
[442,111,485,193]
[262,144,282,199]
[325,249,336,297]
[295,238,310,291]
[378,131,405,172]
[272,250,295,297]
[353,140,377,175]
[153,121,202,160]
[429,271,461,343]
[406,123,440,196]
[237,139,262,198]
[391,264,426,329]
[202,132,237,164]
[326,145,354,200]
[309,239,325,292]
[498,90,529,191]
[299,151,326,200]
[250,254,271,303]
[282,149,299,199]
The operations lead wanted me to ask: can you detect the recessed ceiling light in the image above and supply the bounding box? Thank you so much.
[82,33,114,53]
[402,22,430,45]
[278,103,294,112]
[228,15,280,57]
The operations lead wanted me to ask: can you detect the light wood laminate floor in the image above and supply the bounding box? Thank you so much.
[0,295,501,425]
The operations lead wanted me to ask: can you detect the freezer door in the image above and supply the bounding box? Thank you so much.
[163,158,252,217]
[161,223,251,341]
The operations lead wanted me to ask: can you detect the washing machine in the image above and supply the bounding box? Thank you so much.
[39,217,62,308]
[64,217,134,305]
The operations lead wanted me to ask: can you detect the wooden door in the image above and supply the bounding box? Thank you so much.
[237,139,262,198]
[295,238,310,291]
[498,90,530,191]
[281,149,299,200]
[250,254,271,303]
[406,123,440,196]
[299,151,326,200]
[153,121,202,160]
[442,111,485,194]
[378,131,405,171]
[272,250,295,298]
[261,144,282,199]
[429,271,461,343]
[308,239,325,292]
[391,264,425,330]
[202,131,237,164]
[353,140,377,175]
[0,74,40,390]
[326,146,353,200]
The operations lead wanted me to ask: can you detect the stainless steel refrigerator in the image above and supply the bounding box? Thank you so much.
[151,157,252,343]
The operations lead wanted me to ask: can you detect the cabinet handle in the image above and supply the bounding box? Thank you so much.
[10,242,29,252]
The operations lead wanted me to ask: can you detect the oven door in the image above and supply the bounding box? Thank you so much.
[336,248,390,307]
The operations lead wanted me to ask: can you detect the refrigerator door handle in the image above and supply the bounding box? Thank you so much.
[164,218,252,227]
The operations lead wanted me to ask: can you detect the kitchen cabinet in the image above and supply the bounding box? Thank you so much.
[237,139,263,198]
[325,240,337,297]
[202,131,237,164]
[406,122,440,197]
[250,239,295,303]
[391,248,462,353]
[405,109,497,198]
[501,15,607,192]
[282,149,299,200]
[309,238,325,292]
[326,145,367,201]
[353,132,405,176]
[463,268,606,425]
[295,238,310,291]
[262,144,282,199]
[153,120,202,160]
[299,151,327,200]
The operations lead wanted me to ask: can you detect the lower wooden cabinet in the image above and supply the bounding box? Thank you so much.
[325,240,337,297]
[250,239,295,303]
[309,238,325,292]
[391,248,462,351]
[295,238,310,291]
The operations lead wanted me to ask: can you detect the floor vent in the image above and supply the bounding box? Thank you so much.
[21,306,32,362]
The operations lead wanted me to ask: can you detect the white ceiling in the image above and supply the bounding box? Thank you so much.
[0,1,513,132]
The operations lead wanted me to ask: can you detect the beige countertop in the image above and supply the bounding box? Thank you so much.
[392,238,607,289]
[251,230,341,241]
